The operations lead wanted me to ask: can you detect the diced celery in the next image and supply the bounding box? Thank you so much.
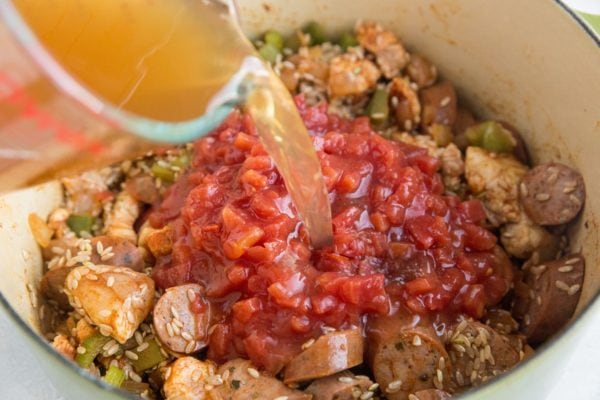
[366,88,390,127]
[76,333,111,368]
[151,163,176,183]
[465,121,516,153]
[172,151,191,168]
[429,124,454,147]
[103,365,126,388]
[338,31,358,51]
[66,214,96,236]
[258,43,280,63]
[130,338,166,373]
[264,30,284,51]
[303,21,327,45]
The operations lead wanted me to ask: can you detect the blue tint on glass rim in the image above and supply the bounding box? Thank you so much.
[0,0,247,144]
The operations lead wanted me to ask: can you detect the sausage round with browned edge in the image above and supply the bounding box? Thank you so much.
[212,358,311,400]
[304,372,374,400]
[412,389,452,400]
[153,284,211,354]
[447,320,520,389]
[519,162,585,225]
[40,266,74,310]
[367,312,451,400]
[90,236,144,271]
[419,81,457,128]
[283,329,364,384]
[512,254,584,345]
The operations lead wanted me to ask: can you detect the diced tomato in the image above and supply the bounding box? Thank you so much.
[148,99,509,373]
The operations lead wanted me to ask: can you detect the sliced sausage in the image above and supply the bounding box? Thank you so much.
[420,81,457,128]
[452,107,477,150]
[512,254,584,344]
[305,372,374,400]
[42,236,144,271]
[447,320,520,388]
[153,284,211,354]
[283,329,364,383]
[40,266,74,310]
[213,359,311,400]
[90,236,144,271]
[484,308,519,336]
[125,174,160,204]
[519,162,585,225]
[498,121,530,165]
[412,389,452,400]
[367,312,450,400]
[406,54,437,88]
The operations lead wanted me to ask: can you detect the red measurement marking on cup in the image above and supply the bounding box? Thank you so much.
[0,73,106,154]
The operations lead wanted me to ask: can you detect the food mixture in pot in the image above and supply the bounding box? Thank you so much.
[31,21,586,400]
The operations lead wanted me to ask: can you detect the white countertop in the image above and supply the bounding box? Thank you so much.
[1,307,600,400]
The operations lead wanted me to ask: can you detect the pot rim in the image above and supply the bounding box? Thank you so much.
[0,1,598,398]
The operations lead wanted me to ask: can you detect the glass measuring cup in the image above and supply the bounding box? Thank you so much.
[0,0,249,191]
[0,0,333,246]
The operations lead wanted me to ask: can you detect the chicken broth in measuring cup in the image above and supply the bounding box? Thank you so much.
[4,0,332,245]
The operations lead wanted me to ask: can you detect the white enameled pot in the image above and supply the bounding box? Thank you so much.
[0,1,599,399]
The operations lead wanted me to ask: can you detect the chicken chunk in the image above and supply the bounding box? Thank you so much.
[500,214,559,260]
[64,265,154,343]
[104,191,140,243]
[328,54,381,98]
[464,147,528,226]
[288,46,330,83]
[52,334,75,360]
[163,357,217,400]
[356,21,409,78]
[62,171,110,216]
[440,143,464,192]
[390,77,421,130]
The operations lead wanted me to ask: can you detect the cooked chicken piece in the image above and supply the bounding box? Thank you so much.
[356,21,409,78]
[394,133,438,156]
[440,143,464,192]
[52,334,75,360]
[390,77,421,130]
[288,46,330,83]
[163,357,217,400]
[62,171,109,216]
[406,54,438,88]
[64,265,154,343]
[74,318,96,343]
[464,147,528,227]
[500,214,559,260]
[47,207,72,239]
[104,191,140,243]
[278,62,300,92]
[28,213,53,248]
[328,54,381,98]
[145,225,173,258]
